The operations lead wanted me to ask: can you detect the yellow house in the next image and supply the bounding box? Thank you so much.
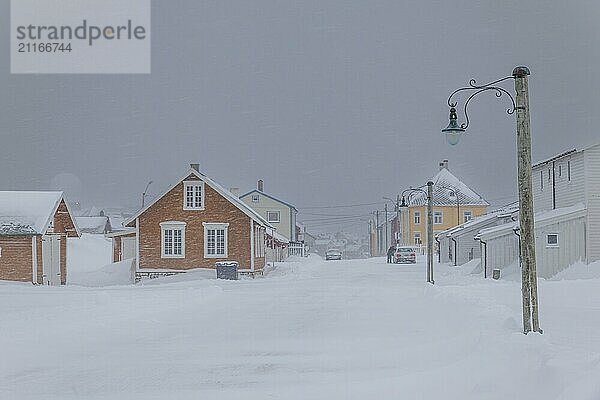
[401,160,489,246]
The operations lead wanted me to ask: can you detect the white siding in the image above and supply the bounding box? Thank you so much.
[532,163,554,213]
[585,145,600,262]
[555,152,586,209]
[535,215,586,278]
[483,233,519,278]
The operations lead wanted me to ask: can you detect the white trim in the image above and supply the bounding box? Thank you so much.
[546,233,559,247]
[266,210,281,223]
[135,218,140,269]
[31,236,37,284]
[183,181,205,210]
[203,222,229,258]
[250,219,255,271]
[434,210,443,225]
[125,169,272,229]
[160,221,186,258]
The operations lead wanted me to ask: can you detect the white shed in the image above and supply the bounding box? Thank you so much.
[436,207,518,266]
[477,204,587,279]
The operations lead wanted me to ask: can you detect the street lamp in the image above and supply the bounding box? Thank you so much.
[383,196,401,245]
[399,182,434,284]
[442,66,541,335]
[141,180,153,208]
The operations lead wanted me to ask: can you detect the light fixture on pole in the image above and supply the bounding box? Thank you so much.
[399,185,434,284]
[442,66,541,335]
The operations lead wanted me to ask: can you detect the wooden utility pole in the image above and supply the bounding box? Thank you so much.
[395,194,400,244]
[514,66,541,334]
[426,181,434,284]
[384,203,388,252]
[375,210,380,256]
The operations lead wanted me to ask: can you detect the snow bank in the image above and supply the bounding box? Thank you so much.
[549,259,600,281]
[68,233,132,286]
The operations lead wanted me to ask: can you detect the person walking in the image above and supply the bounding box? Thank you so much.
[387,245,395,263]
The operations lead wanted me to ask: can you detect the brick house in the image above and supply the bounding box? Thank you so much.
[0,191,80,285]
[113,165,272,279]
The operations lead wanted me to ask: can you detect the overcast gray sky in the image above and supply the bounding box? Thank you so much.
[2,0,599,232]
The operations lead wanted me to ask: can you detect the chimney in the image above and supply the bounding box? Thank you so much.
[190,163,200,172]
[257,179,264,192]
[439,159,449,170]
[229,187,240,197]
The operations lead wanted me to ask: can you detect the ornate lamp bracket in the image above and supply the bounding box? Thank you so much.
[447,76,517,130]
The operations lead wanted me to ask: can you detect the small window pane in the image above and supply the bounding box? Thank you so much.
[207,229,216,255]
[547,234,558,246]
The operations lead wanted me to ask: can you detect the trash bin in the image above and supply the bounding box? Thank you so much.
[215,261,239,280]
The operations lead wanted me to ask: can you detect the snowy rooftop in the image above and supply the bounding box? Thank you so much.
[477,203,586,239]
[75,216,110,234]
[0,191,64,235]
[408,168,489,207]
[437,206,519,238]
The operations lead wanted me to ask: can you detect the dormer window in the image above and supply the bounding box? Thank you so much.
[183,181,204,210]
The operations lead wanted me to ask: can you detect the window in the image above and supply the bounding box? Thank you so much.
[267,211,281,223]
[546,233,559,247]
[414,211,421,224]
[567,160,571,181]
[558,164,562,177]
[251,194,259,203]
[183,181,204,210]
[540,170,544,190]
[203,223,229,258]
[463,210,472,223]
[548,168,551,181]
[160,221,186,258]
[414,232,422,245]
[434,211,443,224]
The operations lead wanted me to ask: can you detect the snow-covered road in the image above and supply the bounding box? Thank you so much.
[1,255,599,399]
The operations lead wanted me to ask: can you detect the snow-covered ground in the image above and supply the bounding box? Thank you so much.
[1,249,600,399]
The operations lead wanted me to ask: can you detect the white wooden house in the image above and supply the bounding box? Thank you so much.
[436,206,518,266]
[477,204,587,279]
[531,143,600,263]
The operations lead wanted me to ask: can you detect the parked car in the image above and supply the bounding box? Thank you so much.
[325,248,343,261]
[394,246,417,264]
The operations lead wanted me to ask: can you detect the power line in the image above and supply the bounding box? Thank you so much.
[298,202,381,210]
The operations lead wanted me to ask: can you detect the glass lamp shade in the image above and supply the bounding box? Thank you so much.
[442,106,465,146]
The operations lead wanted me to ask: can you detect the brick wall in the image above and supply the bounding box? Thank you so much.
[0,236,34,282]
[138,174,260,270]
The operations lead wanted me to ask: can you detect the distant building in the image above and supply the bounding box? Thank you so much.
[240,180,298,242]
[75,215,112,234]
[393,160,489,247]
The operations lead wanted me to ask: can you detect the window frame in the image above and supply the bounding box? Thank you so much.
[203,222,229,258]
[251,194,260,203]
[546,233,559,247]
[463,210,472,223]
[160,221,186,259]
[266,210,281,223]
[183,181,205,211]
[413,231,422,245]
[433,211,443,225]
[414,211,421,224]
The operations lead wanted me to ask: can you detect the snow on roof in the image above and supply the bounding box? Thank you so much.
[240,189,298,211]
[438,206,518,238]
[0,191,64,235]
[535,203,586,225]
[126,169,273,229]
[477,204,586,239]
[75,216,109,234]
[408,168,489,207]
[267,229,290,243]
